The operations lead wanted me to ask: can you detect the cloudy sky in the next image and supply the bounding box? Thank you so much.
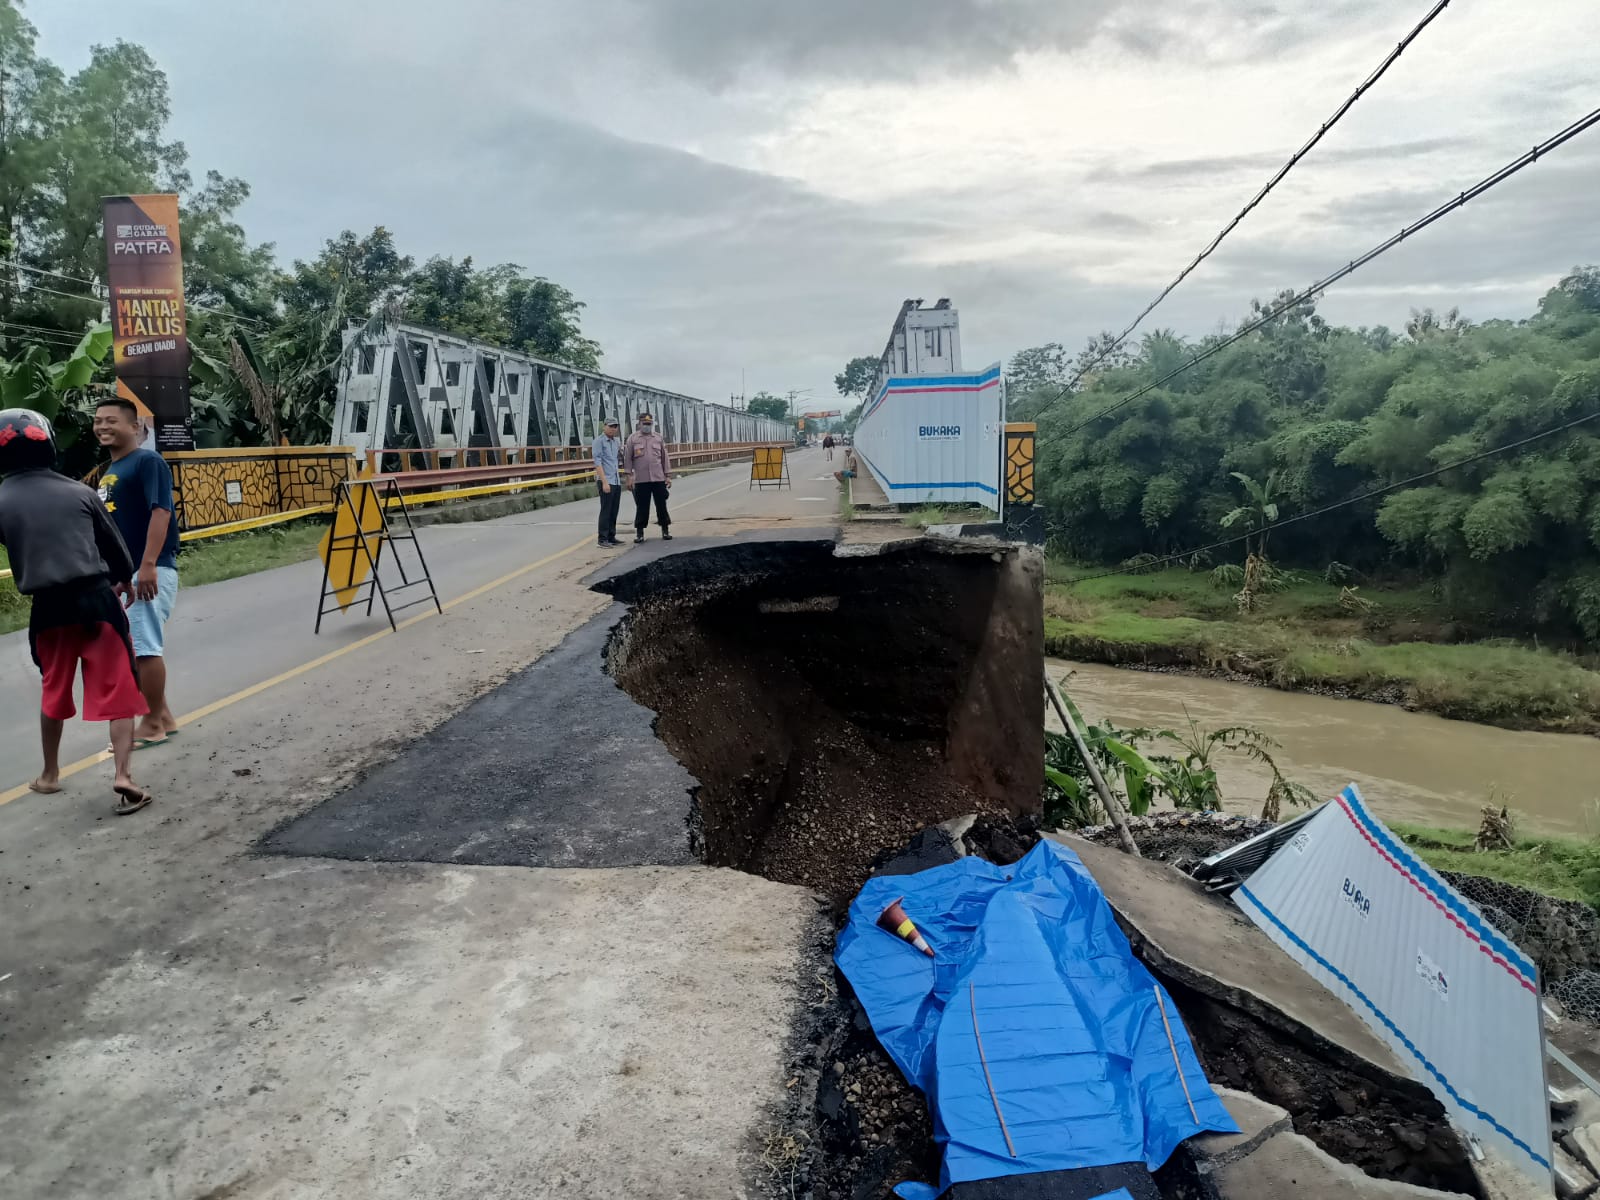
[34,0,1600,406]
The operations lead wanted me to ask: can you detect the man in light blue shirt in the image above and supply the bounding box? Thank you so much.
[592,417,624,547]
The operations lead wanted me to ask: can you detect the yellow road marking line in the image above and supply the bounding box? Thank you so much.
[381,471,594,508]
[0,472,752,807]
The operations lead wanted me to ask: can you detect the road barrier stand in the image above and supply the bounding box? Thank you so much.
[749,445,790,490]
[315,478,441,634]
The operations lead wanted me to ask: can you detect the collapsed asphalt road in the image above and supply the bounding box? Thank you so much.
[0,455,843,1198]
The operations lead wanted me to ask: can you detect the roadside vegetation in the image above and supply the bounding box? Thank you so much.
[1043,693,1315,828]
[1394,820,1600,910]
[1043,560,1600,731]
[1015,270,1600,645]
[1001,271,1600,732]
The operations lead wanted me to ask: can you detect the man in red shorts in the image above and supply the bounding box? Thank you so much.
[0,408,153,814]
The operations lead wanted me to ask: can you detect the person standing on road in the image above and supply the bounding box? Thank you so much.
[94,398,180,749]
[823,433,835,461]
[592,416,624,547]
[624,410,672,544]
[0,409,153,814]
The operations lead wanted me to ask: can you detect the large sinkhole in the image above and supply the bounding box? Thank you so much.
[597,539,1044,903]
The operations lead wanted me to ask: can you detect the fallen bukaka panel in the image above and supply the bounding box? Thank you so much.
[1234,783,1552,1190]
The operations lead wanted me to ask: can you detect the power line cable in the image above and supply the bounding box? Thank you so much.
[1,258,270,328]
[1062,0,1454,390]
[1065,407,1600,586]
[1045,104,1600,444]
[0,318,87,348]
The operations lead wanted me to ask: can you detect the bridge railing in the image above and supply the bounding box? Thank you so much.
[363,441,771,475]
[366,442,786,492]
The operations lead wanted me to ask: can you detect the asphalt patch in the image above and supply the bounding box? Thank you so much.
[259,601,697,868]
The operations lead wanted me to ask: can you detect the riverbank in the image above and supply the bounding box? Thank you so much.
[1393,822,1600,909]
[1045,561,1600,733]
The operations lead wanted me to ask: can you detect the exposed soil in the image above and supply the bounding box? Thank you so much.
[603,539,1044,905]
[598,541,1508,1197]
[1163,977,1481,1195]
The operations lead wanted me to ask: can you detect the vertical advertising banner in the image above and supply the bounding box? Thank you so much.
[101,193,194,451]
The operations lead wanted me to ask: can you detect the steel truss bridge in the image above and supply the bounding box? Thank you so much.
[332,323,790,463]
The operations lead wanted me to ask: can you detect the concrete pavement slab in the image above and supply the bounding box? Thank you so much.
[2,861,818,1199]
[1049,833,1411,1082]
[1211,1130,1472,1200]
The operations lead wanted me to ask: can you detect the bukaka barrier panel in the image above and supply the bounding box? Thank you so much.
[854,363,1002,508]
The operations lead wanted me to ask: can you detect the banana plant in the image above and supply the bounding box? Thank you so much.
[1220,469,1282,559]
[0,324,114,456]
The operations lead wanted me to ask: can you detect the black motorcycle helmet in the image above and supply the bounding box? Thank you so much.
[0,408,57,473]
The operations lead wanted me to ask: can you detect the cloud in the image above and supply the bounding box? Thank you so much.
[623,0,1122,85]
[26,0,1600,411]
[1090,138,1469,184]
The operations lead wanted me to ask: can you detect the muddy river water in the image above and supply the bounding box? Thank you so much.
[1049,659,1600,835]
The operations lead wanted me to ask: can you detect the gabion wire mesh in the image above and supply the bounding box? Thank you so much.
[1441,870,1600,1026]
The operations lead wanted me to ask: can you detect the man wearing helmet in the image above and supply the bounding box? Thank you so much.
[0,409,153,814]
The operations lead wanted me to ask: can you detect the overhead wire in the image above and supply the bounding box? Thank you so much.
[0,258,270,328]
[1062,0,1455,390]
[0,318,87,348]
[1064,407,1600,586]
[1045,104,1600,444]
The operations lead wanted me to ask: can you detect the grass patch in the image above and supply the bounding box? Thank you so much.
[0,547,24,635]
[1392,821,1600,908]
[177,520,330,587]
[1276,639,1600,727]
[1045,558,1600,731]
[902,504,950,529]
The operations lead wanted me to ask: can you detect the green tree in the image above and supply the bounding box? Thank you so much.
[1006,342,1068,395]
[35,41,188,288]
[180,170,277,322]
[834,355,877,405]
[746,392,788,421]
[499,271,600,370]
[1036,267,1600,640]
[0,0,62,320]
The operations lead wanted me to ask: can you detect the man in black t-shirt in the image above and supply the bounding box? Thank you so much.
[94,399,181,747]
[0,408,153,813]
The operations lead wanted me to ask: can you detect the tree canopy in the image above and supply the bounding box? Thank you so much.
[834,355,877,405]
[0,2,604,458]
[746,392,789,421]
[1020,269,1600,639]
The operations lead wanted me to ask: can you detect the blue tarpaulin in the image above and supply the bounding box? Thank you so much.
[836,839,1237,1199]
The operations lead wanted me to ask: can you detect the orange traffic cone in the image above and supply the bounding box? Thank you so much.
[878,897,934,957]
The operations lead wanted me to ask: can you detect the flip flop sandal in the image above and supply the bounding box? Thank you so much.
[107,736,169,754]
[114,786,153,816]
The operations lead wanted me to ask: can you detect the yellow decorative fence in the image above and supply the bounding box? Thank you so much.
[167,446,358,531]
